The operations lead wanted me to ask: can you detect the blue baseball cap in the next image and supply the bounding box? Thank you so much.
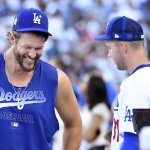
[12,8,52,36]
[95,16,144,41]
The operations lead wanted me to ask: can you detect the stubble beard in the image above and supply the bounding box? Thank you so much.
[13,48,39,72]
[116,61,127,71]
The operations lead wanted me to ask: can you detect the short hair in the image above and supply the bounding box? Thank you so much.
[127,41,144,50]
[7,31,49,44]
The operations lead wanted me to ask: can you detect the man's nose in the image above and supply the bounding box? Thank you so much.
[28,48,37,58]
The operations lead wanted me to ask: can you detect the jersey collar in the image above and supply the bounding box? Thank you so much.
[131,64,150,75]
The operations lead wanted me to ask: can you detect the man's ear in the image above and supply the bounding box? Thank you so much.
[120,41,127,53]
[8,32,15,45]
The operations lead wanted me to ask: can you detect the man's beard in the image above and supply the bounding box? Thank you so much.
[13,48,40,72]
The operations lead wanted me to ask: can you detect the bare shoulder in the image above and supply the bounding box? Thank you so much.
[56,68,76,107]
[55,68,81,123]
[56,69,73,99]
[57,68,71,87]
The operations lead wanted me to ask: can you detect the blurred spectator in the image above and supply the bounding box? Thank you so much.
[80,74,112,150]
[48,56,86,108]
[140,0,150,59]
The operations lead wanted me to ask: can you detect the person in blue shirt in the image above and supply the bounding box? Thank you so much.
[0,8,82,150]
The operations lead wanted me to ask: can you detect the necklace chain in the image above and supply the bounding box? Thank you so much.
[12,85,28,110]
[4,53,29,110]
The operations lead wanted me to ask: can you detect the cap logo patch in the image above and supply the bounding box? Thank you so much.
[33,13,41,24]
[14,17,17,25]
[141,35,144,39]
[115,34,119,38]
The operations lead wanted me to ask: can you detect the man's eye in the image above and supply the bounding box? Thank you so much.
[24,46,31,49]
[35,48,42,51]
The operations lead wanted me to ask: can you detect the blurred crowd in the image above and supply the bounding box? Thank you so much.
[1,0,150,88]
[1,0,150,149]
[1,0,150,87]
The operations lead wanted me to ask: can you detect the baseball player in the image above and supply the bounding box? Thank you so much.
[95,16,150,149]
[0,8,82,150]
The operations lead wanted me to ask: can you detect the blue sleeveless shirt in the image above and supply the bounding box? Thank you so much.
[0,53,59,150]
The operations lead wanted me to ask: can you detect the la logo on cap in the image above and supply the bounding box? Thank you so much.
[33,13,41,24]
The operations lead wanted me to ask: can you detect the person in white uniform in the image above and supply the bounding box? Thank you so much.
[95,16,150,150]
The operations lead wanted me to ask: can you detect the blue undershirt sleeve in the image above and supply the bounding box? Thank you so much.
[120,132,139,150]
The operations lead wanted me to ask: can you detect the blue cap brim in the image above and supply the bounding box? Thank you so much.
[94,35,110,41]
[16,28,52,36]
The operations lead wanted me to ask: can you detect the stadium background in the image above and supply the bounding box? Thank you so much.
[0,0,150,85]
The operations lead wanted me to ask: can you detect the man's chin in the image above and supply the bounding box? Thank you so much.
[117,66,126,71]
[22,61,36,71]
[22,65,35,72]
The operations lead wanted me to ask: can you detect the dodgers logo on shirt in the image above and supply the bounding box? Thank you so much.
[0,87,46,109]
[124,106,132,122]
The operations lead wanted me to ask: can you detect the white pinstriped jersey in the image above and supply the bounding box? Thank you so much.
[111,65,150,150]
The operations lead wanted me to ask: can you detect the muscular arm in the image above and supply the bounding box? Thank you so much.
[55,69,82,150]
